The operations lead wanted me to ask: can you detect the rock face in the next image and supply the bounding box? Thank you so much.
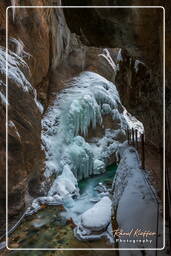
[62,0,166,151]
[0,0,116,229]
[62,0,171,196]
[0,0,53,229]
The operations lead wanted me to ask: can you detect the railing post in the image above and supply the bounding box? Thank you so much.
[132,128,135,146]
[127,127,130,145]
[141,133,145,169]
[135,129,138,150]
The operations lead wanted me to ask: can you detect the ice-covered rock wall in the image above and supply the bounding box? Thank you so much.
[0,46,43,112]
[39,71,143,205]
[0,41,45,218]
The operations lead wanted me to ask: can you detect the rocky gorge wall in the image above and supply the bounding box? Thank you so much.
[63,0,166,151]
[0,0,60,231]
[0,0,169,235]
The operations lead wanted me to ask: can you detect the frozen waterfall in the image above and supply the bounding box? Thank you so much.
[38,71,143,206]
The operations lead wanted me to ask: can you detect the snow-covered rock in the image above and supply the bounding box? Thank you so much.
[0,45,43,112]
[123,107,144,137]
[74,196,112,240]
[95,182,107,193]
[26,195,63,216]
[48,164,79,198]
[93,159,105,174]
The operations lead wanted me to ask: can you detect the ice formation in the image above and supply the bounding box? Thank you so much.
[99,48,123,73]
[0,45,43,112]
[134,59,145,73]
[99,48,118,72]
[41,71,143,204]
[0,80,7,105]
[10,38,32,59]
[123,107,144,136]
[11,1,16,22]
[42,72,124,181]
[117,48,123,62]
[8,120,21,140]
[26,71,145,244]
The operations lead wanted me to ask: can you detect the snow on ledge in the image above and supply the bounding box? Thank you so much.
[112,143,163,250]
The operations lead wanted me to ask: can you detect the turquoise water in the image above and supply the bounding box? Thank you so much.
[79,163,117,194]
[63,164,117,223]
[7,164,117,250]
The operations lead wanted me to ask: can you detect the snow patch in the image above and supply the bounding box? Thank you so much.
[11,1,16,22]
[10,38,32,59]
[117,48,123,62]
[8,120,21,140]
[134,59,145,73]
[0,45,43,112]
[81,196,112,231]
[122,107,144,137]
[74,196,112,240]
[99,48,118,72]
[112,143,163,249]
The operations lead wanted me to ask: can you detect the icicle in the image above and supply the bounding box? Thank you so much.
[117,48,123,62]
[134,59,145,73]
[0,81,8,105]
[99,48,117,72]
[0,46,43,113]
[10,38,32,59]
[11,0,16,22]
[41,71,143,202]
[0,91,7,105]
[8,120,21,141]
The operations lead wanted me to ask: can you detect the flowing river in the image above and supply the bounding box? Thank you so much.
[7,164,117,253]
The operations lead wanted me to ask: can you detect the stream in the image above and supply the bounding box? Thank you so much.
[7,164,117,252]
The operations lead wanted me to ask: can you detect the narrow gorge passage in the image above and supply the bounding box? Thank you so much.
[7,70,142,245]
[5,70,151,250]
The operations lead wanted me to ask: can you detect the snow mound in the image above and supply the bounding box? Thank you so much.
[48,164,78,198]
[93,159,105,174]
[74,196,113,241]
[81,196,112,231]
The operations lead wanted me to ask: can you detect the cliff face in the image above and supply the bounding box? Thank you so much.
[0,0,50,224]
[63,0,171,187]
[0,0,86,227]
[62,0,165,150]
[0,0,169,234]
